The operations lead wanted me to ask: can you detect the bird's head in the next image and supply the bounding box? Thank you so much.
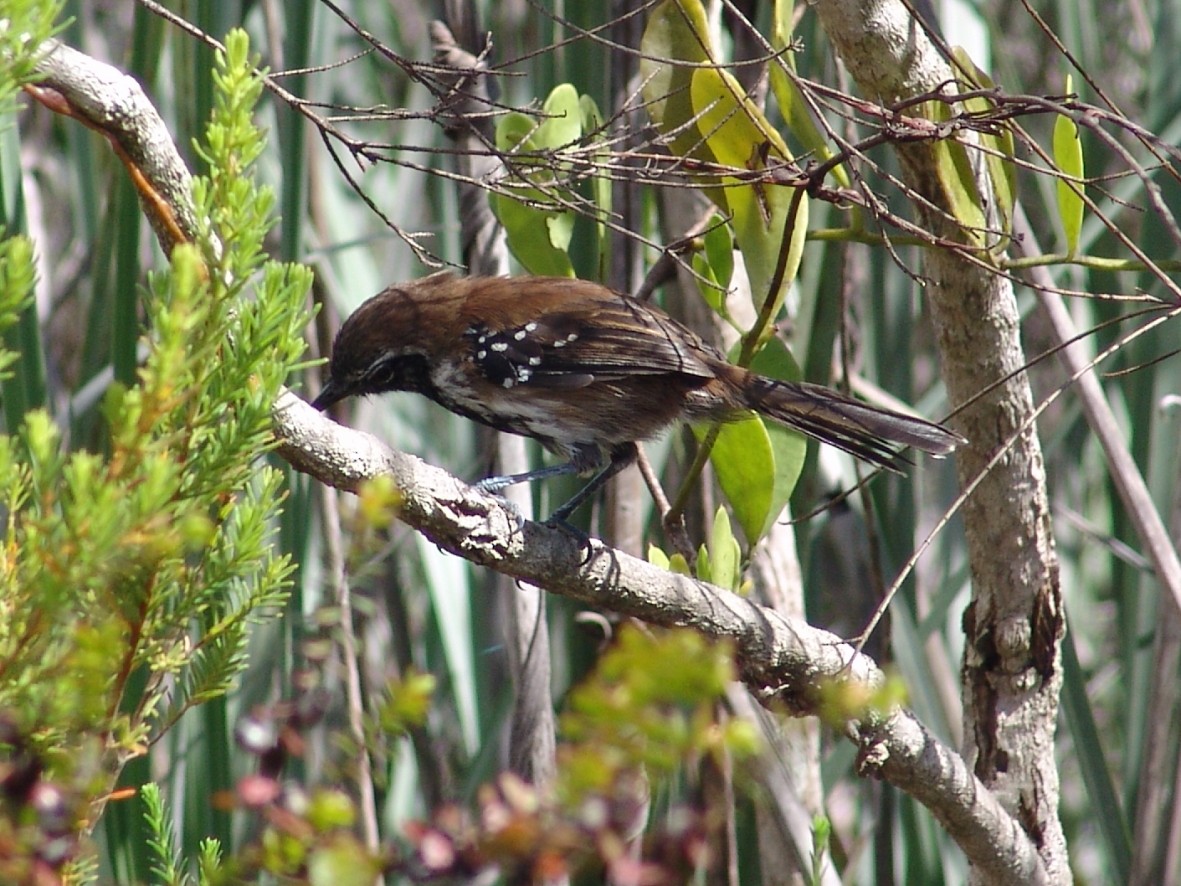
[311,282,447,410]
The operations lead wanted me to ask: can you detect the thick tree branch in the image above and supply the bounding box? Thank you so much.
[272,391,1047,885]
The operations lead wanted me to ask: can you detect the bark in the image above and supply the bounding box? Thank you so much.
[812,1,1067,882]
[27,39,197,252]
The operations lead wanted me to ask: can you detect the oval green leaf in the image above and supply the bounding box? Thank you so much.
[1053,74,1085,255]
[691,215,734,315]
[704,415,775,544]
[640,0,729,211]
[708,506,741,592]
[951,47,1015,252]
[747,337,806,534]
[689,66,807,310]
[493,107,576,276]
[539,83,582,150]
[769,0,849,188]
[927,100,987,247]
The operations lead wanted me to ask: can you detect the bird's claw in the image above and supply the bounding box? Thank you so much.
[542,514,594,562]
[476,475,513,495]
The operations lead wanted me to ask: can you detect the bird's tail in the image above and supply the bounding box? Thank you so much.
[740,374,965,471]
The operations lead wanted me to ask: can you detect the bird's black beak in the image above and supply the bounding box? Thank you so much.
[310,378,345,412]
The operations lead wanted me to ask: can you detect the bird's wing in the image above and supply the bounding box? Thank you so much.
[462,278,720,388]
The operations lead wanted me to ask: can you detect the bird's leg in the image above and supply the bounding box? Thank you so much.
[473,443,638,525]
[475,461,582,495]
[474,465,582,535]
[548,443,638,524]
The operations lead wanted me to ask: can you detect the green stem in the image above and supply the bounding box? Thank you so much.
[666,185,808,525]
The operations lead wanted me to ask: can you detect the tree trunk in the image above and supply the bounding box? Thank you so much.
[812,1,1068,881]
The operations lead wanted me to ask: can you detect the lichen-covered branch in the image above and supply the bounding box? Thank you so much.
[273,390,1047,884]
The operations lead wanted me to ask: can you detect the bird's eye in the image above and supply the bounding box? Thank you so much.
[365,357,400,388]
[354,352,430,395]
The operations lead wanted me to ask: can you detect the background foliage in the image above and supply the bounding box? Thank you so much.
[2,0,1180,883]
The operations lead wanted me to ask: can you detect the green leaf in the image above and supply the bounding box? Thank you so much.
[928,100,987,247]
[538,83,581,150]
[697,337,806,544]
[651,542,692,576]
[691,215,734,315]
[559,625,753,798]
[493,91,584,276]
[0,233,36,384]
[642,0,811,308]
[747,337,807,517]
[768,0,849,188]
[703,417,774,544]
[493,182,575,278]
[951,47,1015,253]
[1053,74,1085,256]
[497,111,540,151]
[707,507,740,591]
[689,68,790,171]
[696,544,712,582]
[308,836,381,886]
[689,66,808,309]
[580,93,611,251]
[640,0,728,212]
[307,789,356,831]
[142,783,186,886]
[580,93,605,138]
[378,669,436,735]
[639,0,712,124]
[702,217,734,291]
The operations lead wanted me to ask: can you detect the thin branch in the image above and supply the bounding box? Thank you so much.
[25,39,197,254]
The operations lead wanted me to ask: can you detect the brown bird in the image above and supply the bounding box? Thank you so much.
[312,273,963,520]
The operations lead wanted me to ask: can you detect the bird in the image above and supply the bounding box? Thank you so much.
[311,273,964,521]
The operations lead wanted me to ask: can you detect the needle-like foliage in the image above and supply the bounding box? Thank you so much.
[0,27,310,876]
